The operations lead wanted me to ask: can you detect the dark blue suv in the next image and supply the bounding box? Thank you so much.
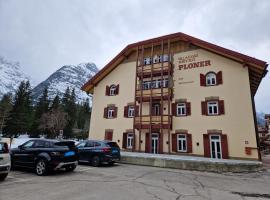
[76,140,120,167]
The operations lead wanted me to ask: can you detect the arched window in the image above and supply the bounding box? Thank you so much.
[206,72,217,86]
[109,85,116,96]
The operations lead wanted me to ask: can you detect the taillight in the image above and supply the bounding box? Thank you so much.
[102,147,111,153]
[3,143,9,153]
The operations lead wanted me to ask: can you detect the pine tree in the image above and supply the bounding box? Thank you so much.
[30,87,50,137]
[50,94,61,110]
[4,80,33,137]
[0,93,13,136]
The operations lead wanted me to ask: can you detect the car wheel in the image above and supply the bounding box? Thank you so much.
[108,161,115,166]
[65,165,76,172]
[35,159,48,176]
[91,156,100,167]
[0,173,8,181]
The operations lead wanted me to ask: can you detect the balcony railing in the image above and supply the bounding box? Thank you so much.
[134,115,172,129]
[135,88,172,102]
[137,62,172,78]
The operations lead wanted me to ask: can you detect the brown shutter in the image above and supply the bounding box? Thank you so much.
[103,107,108,118]
[201,101,207,115]
[145,133,150,153]
[105,131,113,141]
[186,102,191,116]
[221,134,229,159]
[132,133,136,151]
[187,134,192,153]
[172,134,177,152]
[159,133,163,154]
[113,107,118,118]
[116,84,119,95]
[219,100,225,115]
[106,86,110,96]
[200,74,206,86]
[203,134,211,157]
[122,132,127,148]
[124,106,128,118]
[172,103,176,116]
[217,71,223,85]
[135,105,139,117]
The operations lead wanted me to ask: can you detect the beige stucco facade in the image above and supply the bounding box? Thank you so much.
[89,47,259,160]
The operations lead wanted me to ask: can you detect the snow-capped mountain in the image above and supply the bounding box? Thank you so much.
[32,63,98,103]
[0,56,31,97]
[257,112,266,126]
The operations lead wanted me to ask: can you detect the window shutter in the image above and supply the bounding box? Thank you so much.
[135,105,139,117]
[145,133,150,153]
[116,84,119,95]
[203,134,211,157]
[159,133,163,154]
[187,134,192,153]
[122,132,127,148]
[172,134,177,152]
[171,103,176,116]
[186,102,191,116]
[113,107,118,118]
[217,71,223,85]
[103,107,108,118]
[105,131,113,141]
[221,134,229,159]
[219,100,225,115]
[200,74,206,86]
[201,101,207,115]
[132,133,136,151]
[106,86,110,96]
[124,106,128,118]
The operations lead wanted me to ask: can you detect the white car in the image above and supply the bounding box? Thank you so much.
[0,142,11,181]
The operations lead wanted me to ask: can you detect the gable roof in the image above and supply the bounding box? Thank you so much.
[82,32,268,95]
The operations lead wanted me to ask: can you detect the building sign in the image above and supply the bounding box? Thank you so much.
[178,53,211,70]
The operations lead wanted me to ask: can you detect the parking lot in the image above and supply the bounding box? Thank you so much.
[1,164,270,200]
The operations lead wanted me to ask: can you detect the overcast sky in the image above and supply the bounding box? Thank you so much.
[0,0,269,112]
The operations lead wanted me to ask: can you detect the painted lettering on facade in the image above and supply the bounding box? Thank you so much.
[178,53,211,70]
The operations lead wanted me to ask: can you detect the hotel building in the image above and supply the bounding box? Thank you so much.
[82,33,268,160]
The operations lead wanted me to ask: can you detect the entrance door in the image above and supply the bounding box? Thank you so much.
[151,133,159,154]
[210,135,222,159]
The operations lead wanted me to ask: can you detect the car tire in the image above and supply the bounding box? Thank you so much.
[35,159,48,176]
[108,161,115,166]
[0,173,8,181]
[65,165,76,172]
[91,156,100,167]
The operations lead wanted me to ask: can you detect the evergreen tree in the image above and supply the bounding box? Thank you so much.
[30,87,50,137]
[4,80,33,137]
[50,94,61,110]
[0,93,13,136]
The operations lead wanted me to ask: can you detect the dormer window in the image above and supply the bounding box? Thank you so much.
[110,85,116,96]
[206,72,217,86]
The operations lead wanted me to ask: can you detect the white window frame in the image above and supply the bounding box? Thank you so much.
[128,106,135,117]
[127,133,133,149]
[109,85,116,96]
[144,57,152,65]
[107,108,115,118]
[207,101,219,115]
[163,79,168,88]
[206,73,217,86]
[177,134,187,152]
[163,54,169,62]
[153,55,159,64]
[177,103,186,116]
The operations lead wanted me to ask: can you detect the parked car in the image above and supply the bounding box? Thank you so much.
[10,139,78,176]
[0,141,11,180]
[77,140,120,167]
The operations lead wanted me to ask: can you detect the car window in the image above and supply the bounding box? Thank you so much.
[33,140,45,148]
[22,140,35,148]
[77,142,86,148]
[106,142,119,148]
[86,141,95,147]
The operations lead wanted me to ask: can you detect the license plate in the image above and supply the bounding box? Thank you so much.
[64,151,75,156]
[112,150,118,153]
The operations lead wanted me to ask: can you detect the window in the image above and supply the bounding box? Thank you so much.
[86,141,95,147]
[22,140,35,148]
[177,103,186,116]
[107,107,115,118]
[144,57,152,65]
[127,133,133,149]
[153,55,159,63]
[206,73,217,86]
[77,141,86,148]
[177,134,187,152]
[163,54,169,62]
[207,101,219,115]
[158,55,163,63]
[109,85,116,96]
[163,79,169,88]
[128,106,135,117]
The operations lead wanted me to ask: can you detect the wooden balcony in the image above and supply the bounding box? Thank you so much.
[134,115,172,129]
[137,62,172,78]
[135,88,172,102]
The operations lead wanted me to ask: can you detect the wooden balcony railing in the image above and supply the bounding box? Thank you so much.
[135,88,172,102]
[134,115,172,129]
[137,62,172,78]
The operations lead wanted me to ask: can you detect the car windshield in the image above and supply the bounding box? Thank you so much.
[106,142,119,148]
